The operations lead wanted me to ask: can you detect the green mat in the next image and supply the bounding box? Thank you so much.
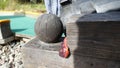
[0,15,65,37]
[0,16,36,36]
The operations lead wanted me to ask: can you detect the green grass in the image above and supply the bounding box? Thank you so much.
[16,3,46,13]
[0,0,9,10]
[0,0,46,13]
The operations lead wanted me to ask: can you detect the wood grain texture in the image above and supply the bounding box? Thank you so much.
[67,12,120,60]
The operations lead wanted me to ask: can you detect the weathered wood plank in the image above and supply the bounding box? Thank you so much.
[24,37,62,51]
[23,40,120,68]
[67,12,120,60]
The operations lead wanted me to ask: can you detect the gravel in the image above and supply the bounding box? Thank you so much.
[0,37,31,68]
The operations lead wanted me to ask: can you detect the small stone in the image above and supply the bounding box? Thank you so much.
[0,59,5,65]
[0,46,3,50]
[18,61,23,65]
[19,65,24,68]
[0,50,2,55]
[22,38,30,43]
[12,54,15,58]
[8,54,14,64]
[9,62,15,68]
[14,62,20,68]
[2,63,10,68]
[0,36,30,68]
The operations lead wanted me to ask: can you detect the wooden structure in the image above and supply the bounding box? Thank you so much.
[0,20,15,44]
[23,12,120,68]
[67,12,120,60]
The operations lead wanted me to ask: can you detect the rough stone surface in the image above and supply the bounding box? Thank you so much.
[0,36,31,68]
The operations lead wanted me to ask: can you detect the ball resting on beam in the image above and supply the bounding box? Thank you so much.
[34,14,63,43]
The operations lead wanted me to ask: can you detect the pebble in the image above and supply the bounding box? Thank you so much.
[0,37,29,68]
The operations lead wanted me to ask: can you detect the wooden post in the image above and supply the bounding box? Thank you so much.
[23,12,120,68]
[0,19,15,44]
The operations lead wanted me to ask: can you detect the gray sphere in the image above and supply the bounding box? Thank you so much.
[34,14,63,43]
